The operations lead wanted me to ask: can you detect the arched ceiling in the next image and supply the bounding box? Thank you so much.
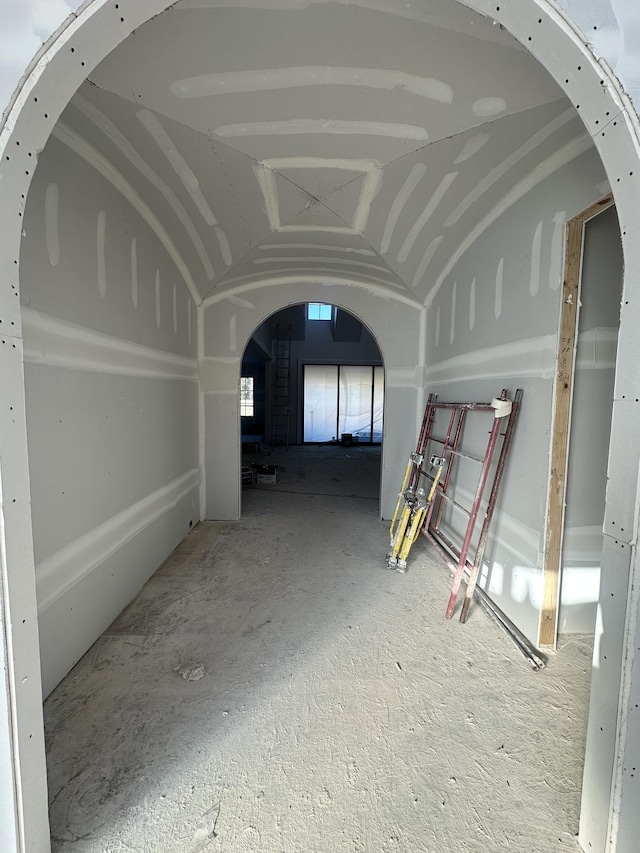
[52,0,592,307]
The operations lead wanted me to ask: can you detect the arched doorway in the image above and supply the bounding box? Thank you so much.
[239,301,385,513]
[1,3,640,851]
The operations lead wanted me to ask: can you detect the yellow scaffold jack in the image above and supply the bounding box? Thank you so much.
[386,455,444,573]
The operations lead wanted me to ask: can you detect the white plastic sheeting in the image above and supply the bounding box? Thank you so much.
[303,364,383,443]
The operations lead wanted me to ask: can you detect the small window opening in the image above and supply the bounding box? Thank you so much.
[307,303,332,321]
[240,376,254,417]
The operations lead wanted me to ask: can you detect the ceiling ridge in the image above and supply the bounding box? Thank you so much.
[273,163,370,201]
[346,94,570,177]
[289,198,408,288]
[200,223,279,302]
[84,78,267,168]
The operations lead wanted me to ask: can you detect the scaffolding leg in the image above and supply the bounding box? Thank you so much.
[459,389,523,623]
[444,414,503,619]
[389,458,415,545]
[387,461,443,573]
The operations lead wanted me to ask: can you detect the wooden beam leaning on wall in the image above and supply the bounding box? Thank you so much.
[539,193,615,647]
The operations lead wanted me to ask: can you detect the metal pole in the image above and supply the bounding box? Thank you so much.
[444,411,503,619]
[460,389,523,622]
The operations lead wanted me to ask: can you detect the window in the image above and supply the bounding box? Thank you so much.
[307,302,332,321]
[240,376,254,417]
[303,364,384,443]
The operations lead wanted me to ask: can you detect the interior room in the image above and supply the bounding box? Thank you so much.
[2,1,639,851]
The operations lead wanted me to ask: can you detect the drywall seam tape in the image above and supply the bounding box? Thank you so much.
[491,398,512,419]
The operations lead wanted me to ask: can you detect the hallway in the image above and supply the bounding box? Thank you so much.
[45,447,591,852]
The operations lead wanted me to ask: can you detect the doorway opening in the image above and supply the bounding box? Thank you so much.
[540,196,621,647]
[240,302,385,512]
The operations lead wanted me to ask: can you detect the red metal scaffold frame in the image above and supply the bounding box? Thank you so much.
[387,387,544,668]
[419,388,522,621]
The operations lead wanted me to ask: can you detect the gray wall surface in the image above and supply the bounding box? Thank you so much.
[203,285,422,521]
[20,134,200,697]
[561,205,622,632]
[424,147,609,641]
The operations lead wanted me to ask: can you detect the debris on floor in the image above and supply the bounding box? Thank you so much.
[174,661,207,681]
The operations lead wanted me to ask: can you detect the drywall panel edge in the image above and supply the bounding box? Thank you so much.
[22,307,198,381]
[36,469,199,616]
[0,337,49,853]
[579,532,632,852]
[38,486,199,698]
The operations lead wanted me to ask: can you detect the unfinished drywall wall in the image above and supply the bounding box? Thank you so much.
[20,133,200,697]
[424,146,609,642]
[202,284,421,520]
[560,205,622,632]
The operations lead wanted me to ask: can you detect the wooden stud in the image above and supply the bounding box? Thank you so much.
[539,193,614,647]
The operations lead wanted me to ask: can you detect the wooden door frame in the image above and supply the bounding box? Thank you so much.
[538,193,615,647]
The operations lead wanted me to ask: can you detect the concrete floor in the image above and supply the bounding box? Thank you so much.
[44,446,592,852]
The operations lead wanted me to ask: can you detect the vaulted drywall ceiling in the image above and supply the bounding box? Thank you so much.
[57,0,585,306]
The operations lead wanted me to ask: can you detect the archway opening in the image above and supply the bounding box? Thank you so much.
[2,2,640,851]
[239,301,385,515]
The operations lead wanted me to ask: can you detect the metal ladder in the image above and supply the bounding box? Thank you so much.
[271,324,292,448]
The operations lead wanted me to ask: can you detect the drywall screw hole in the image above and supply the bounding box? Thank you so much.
[578,65,582,71]
[44,114,48,118]
[528,36,532,41]
[70,47,75,53]
[538,18,542,23]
